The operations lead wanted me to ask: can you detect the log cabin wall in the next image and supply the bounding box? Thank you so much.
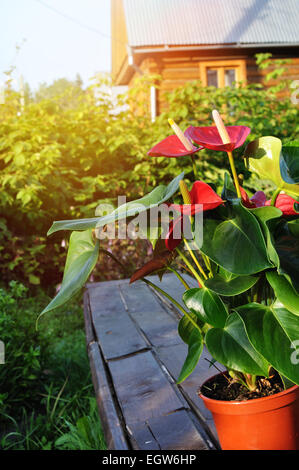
[126,48,299,113]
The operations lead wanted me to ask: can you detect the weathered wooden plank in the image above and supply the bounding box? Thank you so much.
[89,284,149,360]
[86,278,129,289]
[119,282,181,347]
[88,341,130,450]
[85,273,221,450]
[127,423,160,450]
[155,343,222,446]
[146,273,198,314]
[147,410,209,450]
[108,350,186,425]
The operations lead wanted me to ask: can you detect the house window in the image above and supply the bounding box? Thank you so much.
[200,60,246,88]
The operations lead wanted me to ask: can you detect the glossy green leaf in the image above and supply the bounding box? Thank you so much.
[205,274,258,296]
[198,200,272,275]
[280,145,299,184]
[205,312,269,376]
[47,217,101,235]
[244,136,299,197]
[40,229,99,316]
[266,271,299,316]
[251,206,282,267]
[288,219,299,238]
[275,224,299,294]
[48,172,184,235]
[237,303,299,386]
[183,287,228,328]
[177,314,203,384]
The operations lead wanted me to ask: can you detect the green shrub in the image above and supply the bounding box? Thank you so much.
[0,282,105,450]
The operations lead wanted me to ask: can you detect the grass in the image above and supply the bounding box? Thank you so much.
[0,282,106,450]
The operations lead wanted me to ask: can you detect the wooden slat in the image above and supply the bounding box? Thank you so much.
[146,273,198,314]
[119,282,181,347]
[108,350,186,425]
[155,343,222,446]
[85,273,221,450]
[147,410,208,450]
[89,284,149,360]
[88,342,130,450]
[127,423,160,450]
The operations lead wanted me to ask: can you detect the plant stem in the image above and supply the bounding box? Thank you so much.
[191,154,198,180]
[143,278,201,332]
[167,267,190,290]
[183,238,208,280]
[176,247,205,287]
[270,187,281,206]
[227,151,242,198]
[211,110,241,198]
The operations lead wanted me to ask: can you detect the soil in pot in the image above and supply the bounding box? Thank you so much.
[200,370,284,402]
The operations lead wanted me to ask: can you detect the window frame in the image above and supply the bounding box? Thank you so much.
[199,59,247,87]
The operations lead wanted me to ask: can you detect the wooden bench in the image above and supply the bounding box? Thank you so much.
[83,273,222,451]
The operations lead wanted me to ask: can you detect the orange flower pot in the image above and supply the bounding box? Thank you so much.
[199,374,299,450]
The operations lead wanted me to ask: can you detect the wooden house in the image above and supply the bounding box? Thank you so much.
[111,0,299,116]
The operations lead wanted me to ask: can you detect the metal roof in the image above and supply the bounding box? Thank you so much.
[123,0,299,48]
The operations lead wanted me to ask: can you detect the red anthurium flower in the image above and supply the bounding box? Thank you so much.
[240,187,256,208]
[240,188,267,209]
[185,125,251,152]
[165,181,224,250]
[171,181,224,215]
[148,134,201,158]
[265,194,299,216]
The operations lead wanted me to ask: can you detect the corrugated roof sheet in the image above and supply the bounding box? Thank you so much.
[123,0,299,47]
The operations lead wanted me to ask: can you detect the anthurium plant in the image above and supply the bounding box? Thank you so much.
[42,110,299,395]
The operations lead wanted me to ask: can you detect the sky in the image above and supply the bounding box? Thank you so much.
[0,0,112,91]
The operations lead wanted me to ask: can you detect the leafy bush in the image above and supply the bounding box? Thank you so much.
[0,282,105,450]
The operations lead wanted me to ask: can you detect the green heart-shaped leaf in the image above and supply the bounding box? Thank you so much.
[205,312,269,376]
[275,224,299,294]
[198,200,272,275]
[237,303,299,386]
[205,274,258,296]
[183,287,228,328]
[40,229,99,316]
[251,206,282,267]
[177,314,203,384]
[48,172,184,235]
[266,271,299,316]
[280,144,299,185]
